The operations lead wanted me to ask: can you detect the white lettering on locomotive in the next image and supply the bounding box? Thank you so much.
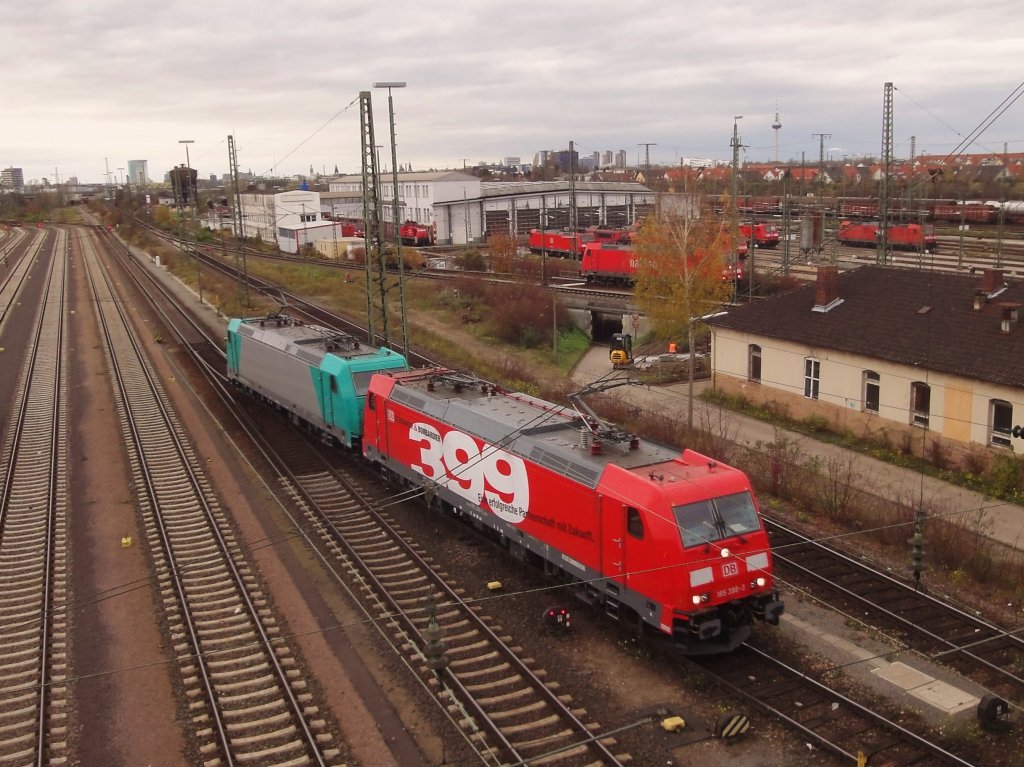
[408,422,530,524]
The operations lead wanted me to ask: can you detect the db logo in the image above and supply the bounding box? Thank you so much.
[721,562,739,578]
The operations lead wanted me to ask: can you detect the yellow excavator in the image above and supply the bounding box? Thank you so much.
[609,333,633,368]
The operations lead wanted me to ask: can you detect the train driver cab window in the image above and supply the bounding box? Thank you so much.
[673,493,760,549]
[715,492,761,537]
[674,499,721,548]
[626,506,644,539]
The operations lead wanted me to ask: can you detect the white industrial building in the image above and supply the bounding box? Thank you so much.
[329,171,481,243]
[326,172,653,245]
[237,189,351,254]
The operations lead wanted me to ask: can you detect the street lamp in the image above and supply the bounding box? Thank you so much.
[374,81,409,358]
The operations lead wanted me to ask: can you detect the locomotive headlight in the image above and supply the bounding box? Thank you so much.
[720,547,730,558]
[756,576,766,587]
[692,595,702,606]
[750,576,766,589]
[691,593,710,606]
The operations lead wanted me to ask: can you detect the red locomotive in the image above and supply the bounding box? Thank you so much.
[837,220,937,251]
[738,222,780,248]
[580,242,745,287]
[580,243,638,285]
[400,220,435,246]
[528,229,586,258]
[363,369,783,653]
[528,226,634,259]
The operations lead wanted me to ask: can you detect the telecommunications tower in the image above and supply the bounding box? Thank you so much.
[771,103,782,163]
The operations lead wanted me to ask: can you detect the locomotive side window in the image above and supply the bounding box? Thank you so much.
[626,506,644,539]
[367,393,376,411]
[330,375,338,394]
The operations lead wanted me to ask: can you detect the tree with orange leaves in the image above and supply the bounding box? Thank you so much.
[632,196,735,343]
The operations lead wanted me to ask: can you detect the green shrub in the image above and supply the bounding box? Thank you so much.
[984,453,1024,500]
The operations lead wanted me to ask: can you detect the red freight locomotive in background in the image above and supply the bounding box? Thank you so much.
[580,242,745,287]
[738,222,780,248]
[527,226,634,258]
[400,220,435,246]
[837,220,937,251]
[528,229,586,257]
[363,368,783,653]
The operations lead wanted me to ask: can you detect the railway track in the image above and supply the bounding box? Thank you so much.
[107,220,1009,763]
[696,643,974,766]
[767,515,1024,712]
[100,225,633,766]
[0,227,47,332]
[81,228,342,766]
[0,228,70,765]
[260,426,632,767]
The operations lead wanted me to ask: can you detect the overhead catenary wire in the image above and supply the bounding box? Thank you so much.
[258,95,361,178]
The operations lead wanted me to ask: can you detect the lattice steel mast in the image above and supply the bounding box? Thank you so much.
[878,82,893,265]
[359,91,387,346]
[228,134,249,307]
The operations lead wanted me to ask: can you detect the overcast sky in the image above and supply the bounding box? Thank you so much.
[5,0,1023,184]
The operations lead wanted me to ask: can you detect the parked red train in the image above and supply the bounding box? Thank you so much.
[836,221,937,251]
[580,242,745,286]
[838,198,998,224]
[528,226,635,258]
[528,229,585,257]
[363,368,783,653]
[739,222,780,248]
[400,220,435,246]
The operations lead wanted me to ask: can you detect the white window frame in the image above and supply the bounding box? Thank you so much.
[803,357,820,400]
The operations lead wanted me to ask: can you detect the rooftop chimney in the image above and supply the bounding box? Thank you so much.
[979,268,1005,295]
[812,266,843,313]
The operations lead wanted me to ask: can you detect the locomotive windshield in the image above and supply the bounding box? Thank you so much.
[673,491,761,548]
